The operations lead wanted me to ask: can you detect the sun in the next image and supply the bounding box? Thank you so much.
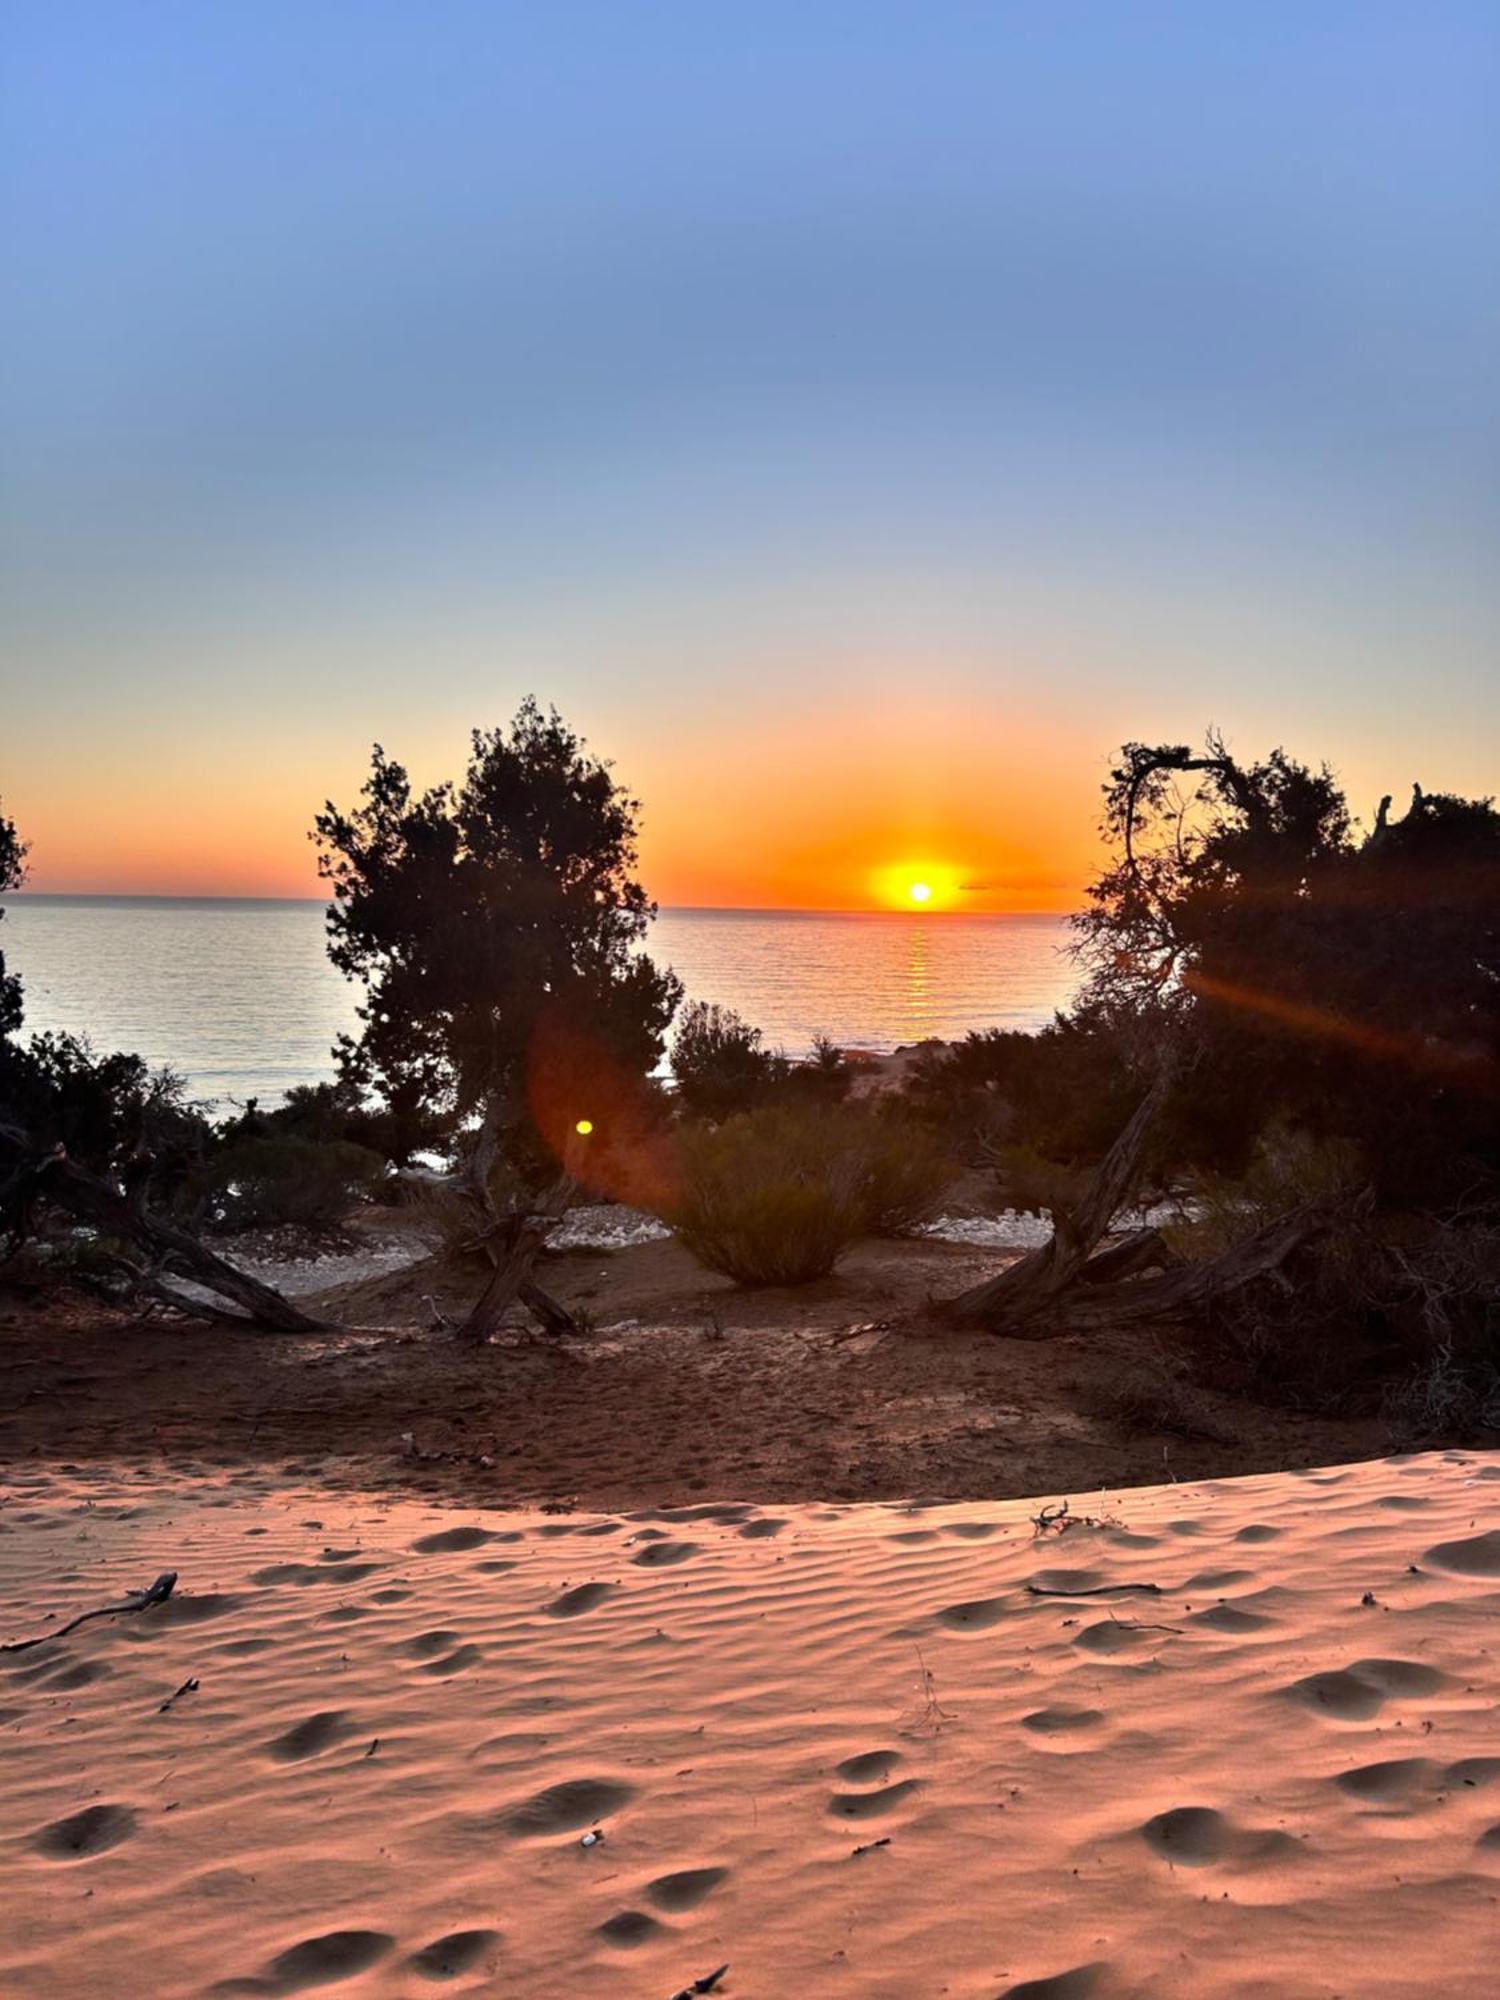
[907,881,932,904]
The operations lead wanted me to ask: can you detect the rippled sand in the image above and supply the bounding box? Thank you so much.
[3,1452,1499,1997]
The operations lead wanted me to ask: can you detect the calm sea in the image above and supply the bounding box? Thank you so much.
[3,898,1077,1108]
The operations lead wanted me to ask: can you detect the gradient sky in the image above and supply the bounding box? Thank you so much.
[3,3,1496,909]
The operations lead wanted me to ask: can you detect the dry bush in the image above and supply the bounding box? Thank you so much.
[1081,1347,1235,1444]
[202,1136,385,1234]
[1167,1122,1364,1262]
[663,1104,955,1286]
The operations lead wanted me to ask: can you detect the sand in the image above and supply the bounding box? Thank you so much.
[3,1451,1499,1998]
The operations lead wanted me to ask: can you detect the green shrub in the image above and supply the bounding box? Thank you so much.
[663,1104,954,1285]
[670,1000,791,1118]
[202,1136,385,1233]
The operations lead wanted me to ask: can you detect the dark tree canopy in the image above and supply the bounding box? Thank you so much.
[0,799,27,1038]
[1073,735,1500,1200]
[314,700,682,1177]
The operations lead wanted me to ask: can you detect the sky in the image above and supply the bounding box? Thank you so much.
[2,3,1496,910]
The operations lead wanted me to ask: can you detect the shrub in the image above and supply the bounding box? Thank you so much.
[670,1001,791,1118]
[201,1136,385,1233]
[662,1104,955,1285]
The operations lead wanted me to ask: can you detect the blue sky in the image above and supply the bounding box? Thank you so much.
[2,3,1496,902]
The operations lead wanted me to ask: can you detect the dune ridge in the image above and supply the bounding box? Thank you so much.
[2,1451,1499,1997]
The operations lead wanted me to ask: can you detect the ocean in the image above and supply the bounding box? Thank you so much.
[3,897,1078,1109]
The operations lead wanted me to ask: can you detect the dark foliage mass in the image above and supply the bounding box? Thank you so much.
[669,1003,853,1120]
[0,801,24,1038]
[314,699,682,1184]
[1075,737,1500,1204]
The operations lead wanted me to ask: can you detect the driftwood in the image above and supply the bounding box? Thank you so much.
[941,1071,1326,1338]
[0,1117,327,1332]
[943,1073,1172,1331]
[2,1570,178,1653]
[1035,1202,1332,1334]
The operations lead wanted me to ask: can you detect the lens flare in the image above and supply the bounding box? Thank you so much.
[574,1118,594,1136]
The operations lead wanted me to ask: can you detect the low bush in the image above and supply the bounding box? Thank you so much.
[670,1001,791,1118]
[201,1136,385,1233]
[662,1104,954,1285]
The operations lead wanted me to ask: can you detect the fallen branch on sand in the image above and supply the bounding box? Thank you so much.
[1,1570,178,1653]
[938,1072,1334,1337]
[157,1675,199,1712]
[1,1114,327,1332]
[667,1968,729,1999]
[1026,1581,1164,1598]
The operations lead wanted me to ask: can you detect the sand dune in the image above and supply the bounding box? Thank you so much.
[2,1452,1498,1997]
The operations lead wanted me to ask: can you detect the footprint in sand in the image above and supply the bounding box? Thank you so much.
[1140,1805,1299,1868]
[836,1750,904,1785]
[545,1582,616,1617]
[1421,1529,1500,1577]
[738,1518,786,1539]
[631,1540,699,1567]
[1002,1967,1111,2000]
[645,1866,729,1912]
[1022,1706,1105,1736]
[499,1776,635,1837]
[596,1909,662,1946]
[827,1777,922,1819]
[33,1658,114,1690]
[33,1803,136,1860]
[1074,1619,1161,1657]
[1287,1658,1449,1721]
[406,1929,501,1980]
[214,1929,395,1995]
[1334,1757,1442,1802]
[1189,1604,1276,1634]
[412,1526,498,1554]
[935,1596,1008,1631]
[251,1562,382,1588]
[266,1710,353,1762]
[403,1629,484,1676]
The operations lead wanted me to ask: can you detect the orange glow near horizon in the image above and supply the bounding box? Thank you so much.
[7,699,1104,913]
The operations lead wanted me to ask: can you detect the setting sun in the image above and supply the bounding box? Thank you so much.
[870,861,966,910]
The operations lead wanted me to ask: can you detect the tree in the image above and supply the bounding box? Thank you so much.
[314,699,682,1339]
[942,729,1500,1335]
[0,799,26,1037]
[0,802,320,1329]
[669,1000,790,1118]
[1073,736,1500,1201]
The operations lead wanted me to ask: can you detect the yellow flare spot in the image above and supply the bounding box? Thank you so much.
[574,1119,594,1137]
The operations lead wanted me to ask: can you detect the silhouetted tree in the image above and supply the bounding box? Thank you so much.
[0,799,26,1038]
[1074,736,1500,1201]
[315,699,682,1338]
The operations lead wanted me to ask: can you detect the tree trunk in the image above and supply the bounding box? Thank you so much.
[1040,1203,1330,1335]
[1,1120,326,1332]
[943,1072,1171,1331]
[1077,1225,1172,1285]
[455,1173,575,1344]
